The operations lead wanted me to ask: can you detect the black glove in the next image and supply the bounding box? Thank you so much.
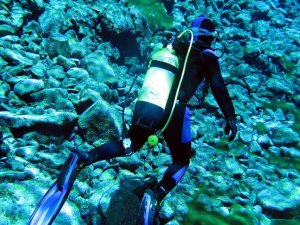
[224,118,237,142]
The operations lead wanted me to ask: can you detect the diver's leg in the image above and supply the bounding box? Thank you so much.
[80,123,153,167]
[155,105,192,201]
[29,123,153,225]
[137,141,191,225]
[138,105,191,225]
[154,142,191,201]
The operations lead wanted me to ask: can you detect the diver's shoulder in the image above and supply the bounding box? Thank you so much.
[202,49,218,58]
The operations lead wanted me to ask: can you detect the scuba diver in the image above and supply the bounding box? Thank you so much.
[28,16,237,225]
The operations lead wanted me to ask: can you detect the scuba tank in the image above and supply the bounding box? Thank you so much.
[130,45,179,132]
[137,46,179,113]
[129,30,194,146]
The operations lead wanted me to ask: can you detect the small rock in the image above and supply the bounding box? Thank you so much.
[80,50,116,82]
[66,67,89,80]
[227,41,244,58]
[56,55,76,70]
[47,65,65,80]
[280,147,300,158]
[30,88,74,111]
[78,100,122,143]
[258,135,273,149]
[257,178,300,218]
[27,0,45,12]
[15,145,38,159]
[270,127,299,147]
[13,79,44,96]
[118,154,142,171]
[0,47,34,66]
[30,62,46,78]
[0,24,18,36]
[225,157,245,179]
[253,20,270,38]
[44,33,71,58]
[239,130,253,144]
[266,78,294,95]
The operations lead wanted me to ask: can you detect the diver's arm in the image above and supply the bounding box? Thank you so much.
[205,58,235,119]
[205,57,237,141]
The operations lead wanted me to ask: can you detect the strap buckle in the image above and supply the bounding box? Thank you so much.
[122,138,133,156]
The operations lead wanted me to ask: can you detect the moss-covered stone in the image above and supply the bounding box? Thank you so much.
[127,0,173,29]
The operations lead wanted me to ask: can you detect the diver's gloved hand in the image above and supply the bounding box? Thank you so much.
[224,117,237,142]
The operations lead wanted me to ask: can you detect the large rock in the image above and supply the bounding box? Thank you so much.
[0,47,34,66]
[0,24,18,36]
[38,5,71,34]
[80,50,116,83]
[96,2,148,35]
[266,78,295,96]
[0,181,84,225]
[0,111,77,141]
[44,33,71,58]
[270,127,299,147]
[0,111,76,129]
[30,88,74,111]
[257,179,300,218]
[86,179,140,225]
[78,100,122,144]
[97,186,139,225]
[13,79,44,97]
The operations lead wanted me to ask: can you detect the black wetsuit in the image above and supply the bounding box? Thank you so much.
[82,41,236,202]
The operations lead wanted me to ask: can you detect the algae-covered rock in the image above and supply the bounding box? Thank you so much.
[266,78,295,96]
[80,50,116,83]
[78,100,122,144]
[38,6,70,34]
[0,24,18,36]
[257,179,300,218]
[30,88,74,111]
[0,111,77,142]
[97,185,140,225]
[270,127,299,147]
[13,79,44,97]
[0,47,34,66]
[44,33,71,58]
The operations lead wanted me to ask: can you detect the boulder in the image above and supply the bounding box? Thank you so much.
[78,100,122,144]
[13,79,44,97]
[0,111,77,142]
[270,127,299,147]
[258,179,300,218]
[44,33,71,58]
[80,50,116,83]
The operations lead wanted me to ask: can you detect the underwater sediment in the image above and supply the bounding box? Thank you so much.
[0,0,300,224]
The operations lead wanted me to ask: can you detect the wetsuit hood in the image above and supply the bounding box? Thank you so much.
[191,16,216,47]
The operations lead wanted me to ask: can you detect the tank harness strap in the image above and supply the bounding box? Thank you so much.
[150,60,179,75]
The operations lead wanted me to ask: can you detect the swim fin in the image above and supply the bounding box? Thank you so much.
[137,189,157,225]
[28,152,82,225]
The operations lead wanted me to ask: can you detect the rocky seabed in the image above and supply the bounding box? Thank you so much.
[0,0,299,224]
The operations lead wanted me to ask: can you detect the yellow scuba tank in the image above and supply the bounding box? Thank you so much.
[137,46,179,111]
[128,30,193,147]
